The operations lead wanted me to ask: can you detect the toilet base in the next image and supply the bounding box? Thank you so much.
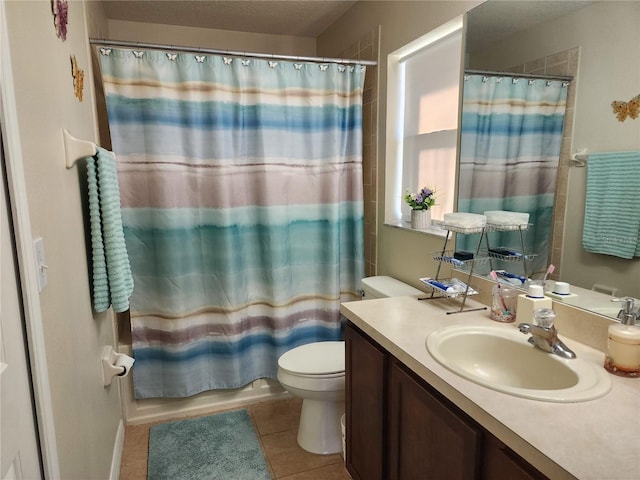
[297,398,345,455]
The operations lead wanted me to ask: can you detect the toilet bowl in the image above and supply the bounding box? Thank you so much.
[277,341,345,454]
[277,276,422,455]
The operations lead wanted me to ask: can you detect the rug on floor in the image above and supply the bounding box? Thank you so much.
[147,408,271,480]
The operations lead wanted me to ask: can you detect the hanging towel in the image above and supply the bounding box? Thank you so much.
[87,147,134,312]
[582,151,640,259]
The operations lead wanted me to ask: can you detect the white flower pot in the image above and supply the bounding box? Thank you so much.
[411,209,431,230]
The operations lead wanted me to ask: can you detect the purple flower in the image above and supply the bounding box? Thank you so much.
[404,186,437,211]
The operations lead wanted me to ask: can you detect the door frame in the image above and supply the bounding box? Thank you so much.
[0,1,60,478]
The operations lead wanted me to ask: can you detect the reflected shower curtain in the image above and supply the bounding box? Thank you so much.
[99,48,365,398]
[457,74,568,274]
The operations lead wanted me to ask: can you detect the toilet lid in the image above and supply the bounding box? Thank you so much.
[278,341,345,375]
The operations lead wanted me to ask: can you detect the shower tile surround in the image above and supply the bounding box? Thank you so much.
[119,397,350,480]
[336,27,380,278]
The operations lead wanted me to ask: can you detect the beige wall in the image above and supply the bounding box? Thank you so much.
[106,19,317,56]
[4,1,121,478]
[467,1,640,298]
[318,1,481,290]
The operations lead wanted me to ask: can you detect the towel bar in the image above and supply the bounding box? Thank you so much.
[570,148,589,167]
[63,129,97,168]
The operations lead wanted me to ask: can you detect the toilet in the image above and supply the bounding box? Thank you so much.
[277,276,422,455]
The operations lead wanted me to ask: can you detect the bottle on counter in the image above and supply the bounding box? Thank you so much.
[604,299,640,378]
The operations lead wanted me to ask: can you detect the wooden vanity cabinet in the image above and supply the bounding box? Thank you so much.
[345,321,547,480]
[387,359,481,479]
[344,319,387,480]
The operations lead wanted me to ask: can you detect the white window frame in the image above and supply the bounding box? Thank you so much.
[385,16,464,234]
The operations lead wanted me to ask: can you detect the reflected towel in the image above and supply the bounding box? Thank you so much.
[87,147,134,312]
[582,151,640,259]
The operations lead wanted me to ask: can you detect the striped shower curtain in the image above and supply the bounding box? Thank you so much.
[99,48,365,398]
[457,74,568,275]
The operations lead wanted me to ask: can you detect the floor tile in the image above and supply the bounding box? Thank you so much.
[279,462,351,480]
[119,459,147,480]
[261,429,343,479]
[120,423,150,467]
[249,396,302,436]
[120,397,346,480]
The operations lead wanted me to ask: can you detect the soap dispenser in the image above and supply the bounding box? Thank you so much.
[604,298,640,378]
[516,283,552,323]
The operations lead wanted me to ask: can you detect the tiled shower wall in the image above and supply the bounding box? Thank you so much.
[338,27,380,277]
[508,47,579,279]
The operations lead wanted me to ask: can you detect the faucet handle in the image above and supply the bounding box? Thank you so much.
[533,308,556,328]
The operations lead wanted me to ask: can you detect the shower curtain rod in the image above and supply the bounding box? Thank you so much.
[465,69,573,82]
[89,38,378,66]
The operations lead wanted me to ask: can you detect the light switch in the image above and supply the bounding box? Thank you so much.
[33,237,48,292]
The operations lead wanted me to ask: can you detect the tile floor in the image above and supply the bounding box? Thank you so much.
[119,396,351,479]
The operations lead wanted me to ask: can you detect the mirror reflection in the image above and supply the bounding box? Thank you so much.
[456,0,640,316]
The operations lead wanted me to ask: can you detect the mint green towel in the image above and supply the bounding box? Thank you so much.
[87,147,134,313]
[582,151,640,259]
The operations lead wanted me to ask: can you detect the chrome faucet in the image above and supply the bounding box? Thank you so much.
[518,310,576,359]
[611,297,639,325]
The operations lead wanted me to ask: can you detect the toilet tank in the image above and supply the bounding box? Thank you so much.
[360,276,423,299]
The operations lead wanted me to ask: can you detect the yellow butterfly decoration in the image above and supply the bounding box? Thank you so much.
[70,55,84,102]
[611,94,639,122]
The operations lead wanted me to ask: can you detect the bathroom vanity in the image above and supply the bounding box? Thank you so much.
[340,295,640,480]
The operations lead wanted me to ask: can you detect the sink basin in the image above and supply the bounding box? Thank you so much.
[426,325,611,402]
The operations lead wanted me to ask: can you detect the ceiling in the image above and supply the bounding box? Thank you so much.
[99,1,595,46]
[466,1,593,52]
[100,0,358,37]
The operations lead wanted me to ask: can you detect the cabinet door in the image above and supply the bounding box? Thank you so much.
[388,360,481,480]
[482,435,548,480]
[345,322,387,480]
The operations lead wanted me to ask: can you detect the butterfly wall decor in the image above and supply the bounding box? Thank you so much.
[70,55,84,102]
[51,0,68,41]
[611,94,640,122]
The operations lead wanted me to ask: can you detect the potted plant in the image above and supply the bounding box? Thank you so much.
[404,186,436,229]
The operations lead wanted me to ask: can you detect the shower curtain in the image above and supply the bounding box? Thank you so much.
[99,48,365,398]
[457,74,568,275]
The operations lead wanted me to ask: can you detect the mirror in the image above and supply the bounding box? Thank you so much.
[456,0,640,317]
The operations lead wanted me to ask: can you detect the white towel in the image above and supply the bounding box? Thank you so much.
[484,210,529,227]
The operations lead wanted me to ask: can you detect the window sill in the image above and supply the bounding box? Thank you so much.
[384,221,450,239]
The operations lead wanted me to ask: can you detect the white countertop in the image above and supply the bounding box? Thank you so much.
[340,295,640,480]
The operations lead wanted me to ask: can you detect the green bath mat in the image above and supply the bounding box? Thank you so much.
[147,409,271,480]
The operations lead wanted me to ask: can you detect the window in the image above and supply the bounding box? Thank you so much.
[385,17,464,230]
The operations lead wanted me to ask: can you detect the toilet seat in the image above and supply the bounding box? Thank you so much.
[278,341,345,376]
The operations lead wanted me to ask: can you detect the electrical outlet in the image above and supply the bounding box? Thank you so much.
[33,237,48,292]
